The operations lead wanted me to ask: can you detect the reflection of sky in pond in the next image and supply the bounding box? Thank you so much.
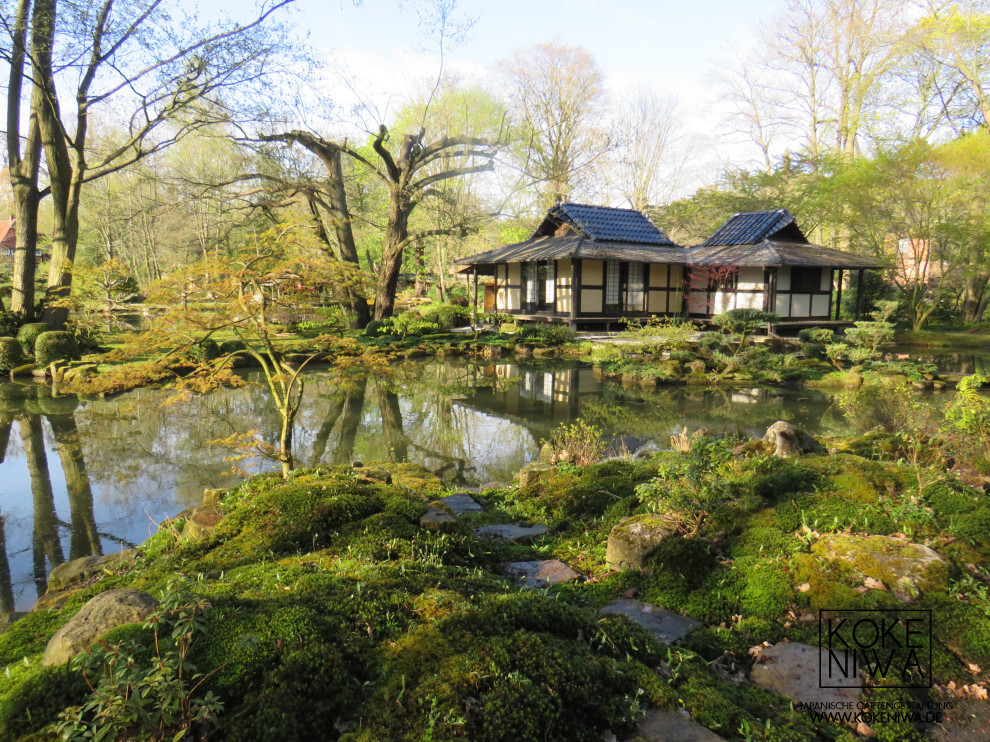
[0,359,959,611]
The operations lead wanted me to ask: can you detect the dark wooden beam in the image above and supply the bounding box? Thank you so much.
[570,259,582,328]
[855,269,865,320]
[835,268,844,321]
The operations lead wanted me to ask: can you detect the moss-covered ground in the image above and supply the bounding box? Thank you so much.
[2,445,989,740]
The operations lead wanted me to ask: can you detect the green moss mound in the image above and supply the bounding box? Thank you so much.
[16,323,48,355]
[34,331,80,367]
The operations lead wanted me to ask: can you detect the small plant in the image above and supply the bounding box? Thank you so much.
[711,309,779,355]
[635,436,735,536]
[840,377,915,434]
[541,419,608,466]
[53,577,223,741]
[943,374,990,473]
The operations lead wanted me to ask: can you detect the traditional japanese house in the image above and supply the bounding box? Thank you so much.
[685,209,882,325]
[456,202,686,330]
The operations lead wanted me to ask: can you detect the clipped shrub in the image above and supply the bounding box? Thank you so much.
[34,331,80,367]
[798,327,835,344]
[0,337,25,371]
[17,322,48,355]
[363,319,386,337]
[420,303,471,331]
[519,323,576,346]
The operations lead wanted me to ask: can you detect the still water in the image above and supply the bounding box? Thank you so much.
[0,359,943,611]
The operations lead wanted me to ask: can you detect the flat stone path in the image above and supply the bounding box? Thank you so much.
[474,524,548,542]
[634,710,725,741]
[601,598,701,644]
[438,493,484,515]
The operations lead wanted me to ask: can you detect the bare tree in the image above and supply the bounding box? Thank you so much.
[499,42,612,206]
[611,85,685,209]
[262,124,500,321]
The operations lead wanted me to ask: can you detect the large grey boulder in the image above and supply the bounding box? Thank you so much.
[811,534,948,599]
[505,560,579,588]
[762,421,827,458]
[43,589,159,666]
[601,598,700,644]
[606,514,676,573]
[181,505,223,541]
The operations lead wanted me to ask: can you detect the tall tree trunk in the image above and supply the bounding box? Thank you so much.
[324,147,370,328]
[7,0,42,319]
[31,0,79,329]
[961,274,989,323]
[373,191,411,320]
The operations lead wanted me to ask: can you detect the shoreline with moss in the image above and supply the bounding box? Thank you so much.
[1,401,989,740]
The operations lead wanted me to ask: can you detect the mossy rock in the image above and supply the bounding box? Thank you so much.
[16,322,48,355]
[605,514,676,572]
[811,534,949,596]
[34,331,80,367]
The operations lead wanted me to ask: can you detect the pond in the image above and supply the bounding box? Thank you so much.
[0,359,954,612]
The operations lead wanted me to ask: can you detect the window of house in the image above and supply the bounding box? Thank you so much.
[545,260,555,305]
[790,267,822,293]
[605,260,621,307]
[524,262,538,306]
[626,262,645,312]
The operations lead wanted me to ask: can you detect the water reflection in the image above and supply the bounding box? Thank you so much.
[0,360,891,610]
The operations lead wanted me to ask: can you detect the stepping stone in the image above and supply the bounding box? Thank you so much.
[634,709,725,741]
[600,598,700,644]
[419,508,457,531]
[475,523,548,542]
[751,642,860,710]
[505,559,579,588]
[439,493,483,516]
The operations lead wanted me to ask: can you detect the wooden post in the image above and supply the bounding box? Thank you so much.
[854,269,865,320]
[570,259,582,329]
[472,269,479,327]
[835,269,844,321]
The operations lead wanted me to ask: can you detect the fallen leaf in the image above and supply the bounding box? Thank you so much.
[797,583,811,593]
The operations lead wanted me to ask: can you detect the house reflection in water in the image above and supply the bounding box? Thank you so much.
[459,361,849,445]
[460,364,591,441]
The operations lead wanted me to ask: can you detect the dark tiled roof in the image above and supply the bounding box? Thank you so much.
[704,209,805,246]
[456,234,686,269]
[541,202,675,246]
[688,241,882,269]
